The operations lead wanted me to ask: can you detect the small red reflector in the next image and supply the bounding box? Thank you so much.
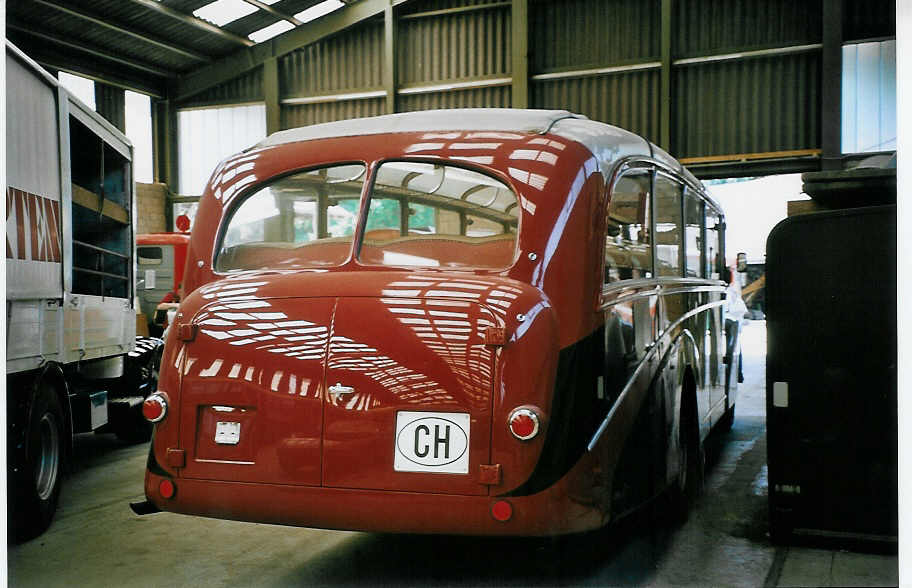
[159,479,176,499]
[142,393,168,423]
[491,500,512,522]
[508,407,540,441]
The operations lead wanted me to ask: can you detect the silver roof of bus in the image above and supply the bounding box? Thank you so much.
[255,108,705,196]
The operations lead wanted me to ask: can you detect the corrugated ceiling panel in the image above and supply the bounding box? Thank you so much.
[673,53,820,158]
[280,21,384,98]
[531,70,660,141]
[281,98,386,129]
[181,66,265,107]
[67,0,240,58]
[529,0,659,73]
[675,0,822,57]
[398,86,511,112]
[398,6,510,85]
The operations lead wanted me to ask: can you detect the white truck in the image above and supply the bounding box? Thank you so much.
[6,43,162,541]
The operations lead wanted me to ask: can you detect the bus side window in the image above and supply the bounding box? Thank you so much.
[655,173,683,277]
[684,189,703,278]
[705,210,722,280]
[605,173,653,283]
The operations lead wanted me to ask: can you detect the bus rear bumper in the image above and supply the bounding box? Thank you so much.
[142,472,605,536]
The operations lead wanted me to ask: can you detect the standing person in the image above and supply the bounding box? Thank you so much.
[724,267,748,383]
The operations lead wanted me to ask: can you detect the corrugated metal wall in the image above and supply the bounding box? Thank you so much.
[281,99,386,128]
[529,0,659,71]
[843,0,895,42]
[399,86,511,111]
[181,66,264,108]
[280,21,385,98]
[172,0,893,167]
[674,53,820,158]
[532,70,660,140]
[674,0,821,57]
[398,4,510,86]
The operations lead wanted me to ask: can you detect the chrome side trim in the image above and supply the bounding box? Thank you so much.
[587,298,725,452]
[587,343,659,452]
[598,277,725,311]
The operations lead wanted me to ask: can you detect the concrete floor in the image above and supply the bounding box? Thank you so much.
[7,321,899,586]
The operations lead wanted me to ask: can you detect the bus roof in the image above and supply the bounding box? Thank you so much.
[254,108,707,200]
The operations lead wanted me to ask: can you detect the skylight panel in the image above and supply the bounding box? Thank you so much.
[249,20,295,43]
[193,0,259,27]
[294,0,345,24]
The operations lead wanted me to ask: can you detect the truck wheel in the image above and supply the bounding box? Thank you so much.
[10,380,65,542]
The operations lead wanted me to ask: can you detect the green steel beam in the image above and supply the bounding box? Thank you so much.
[264,57,281,134]
[821,0,843,170]
[384,3,398,114]
[660,0,673,150]
[511,0,528,109]
[126,0,254,47]
[175,0,409,103]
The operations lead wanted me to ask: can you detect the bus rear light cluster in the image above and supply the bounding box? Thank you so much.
[508,407,541,441]
[142,392,169,423]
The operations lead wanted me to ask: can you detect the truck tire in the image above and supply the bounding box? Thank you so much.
[10,379,65,542]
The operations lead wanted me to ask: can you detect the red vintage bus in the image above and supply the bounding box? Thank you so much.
[133,109,737,536]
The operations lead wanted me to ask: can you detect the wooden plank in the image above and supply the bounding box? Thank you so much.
[787,199,830,217]
[71,183,129,224]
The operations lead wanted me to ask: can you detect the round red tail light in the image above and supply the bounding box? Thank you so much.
[508,407,540,441]
[159,479,176,499]
[491,500,513,522]
[142,393,168,423]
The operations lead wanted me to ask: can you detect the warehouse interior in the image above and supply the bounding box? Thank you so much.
[5,0,903,585]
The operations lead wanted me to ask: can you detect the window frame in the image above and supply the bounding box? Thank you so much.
[354,158,522,270]
[212,161,369,274]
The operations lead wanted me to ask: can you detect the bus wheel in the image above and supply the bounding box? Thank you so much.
[10,379,65,542]
[719,402,735,433]
[669,399,704,523]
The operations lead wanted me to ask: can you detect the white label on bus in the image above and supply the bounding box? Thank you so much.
[773,382,789,408]
[214,421,241,445]
[394,411,470,474]
[145,269,156,289]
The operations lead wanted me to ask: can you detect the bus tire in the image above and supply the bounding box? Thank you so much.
[718,402,735,433]
[10,378,65,542]
[669,386,704,523]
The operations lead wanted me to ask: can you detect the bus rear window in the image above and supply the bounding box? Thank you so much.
[215,164,366,272]
[359,162,518,269]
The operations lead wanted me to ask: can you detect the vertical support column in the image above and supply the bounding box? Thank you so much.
[511,0,529,109]
[821,0,843,170]
[264,57,281,134]
[95,83,126,133]
[384,2,398,114]
[152,98,179,229]
[660,0,674,151]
